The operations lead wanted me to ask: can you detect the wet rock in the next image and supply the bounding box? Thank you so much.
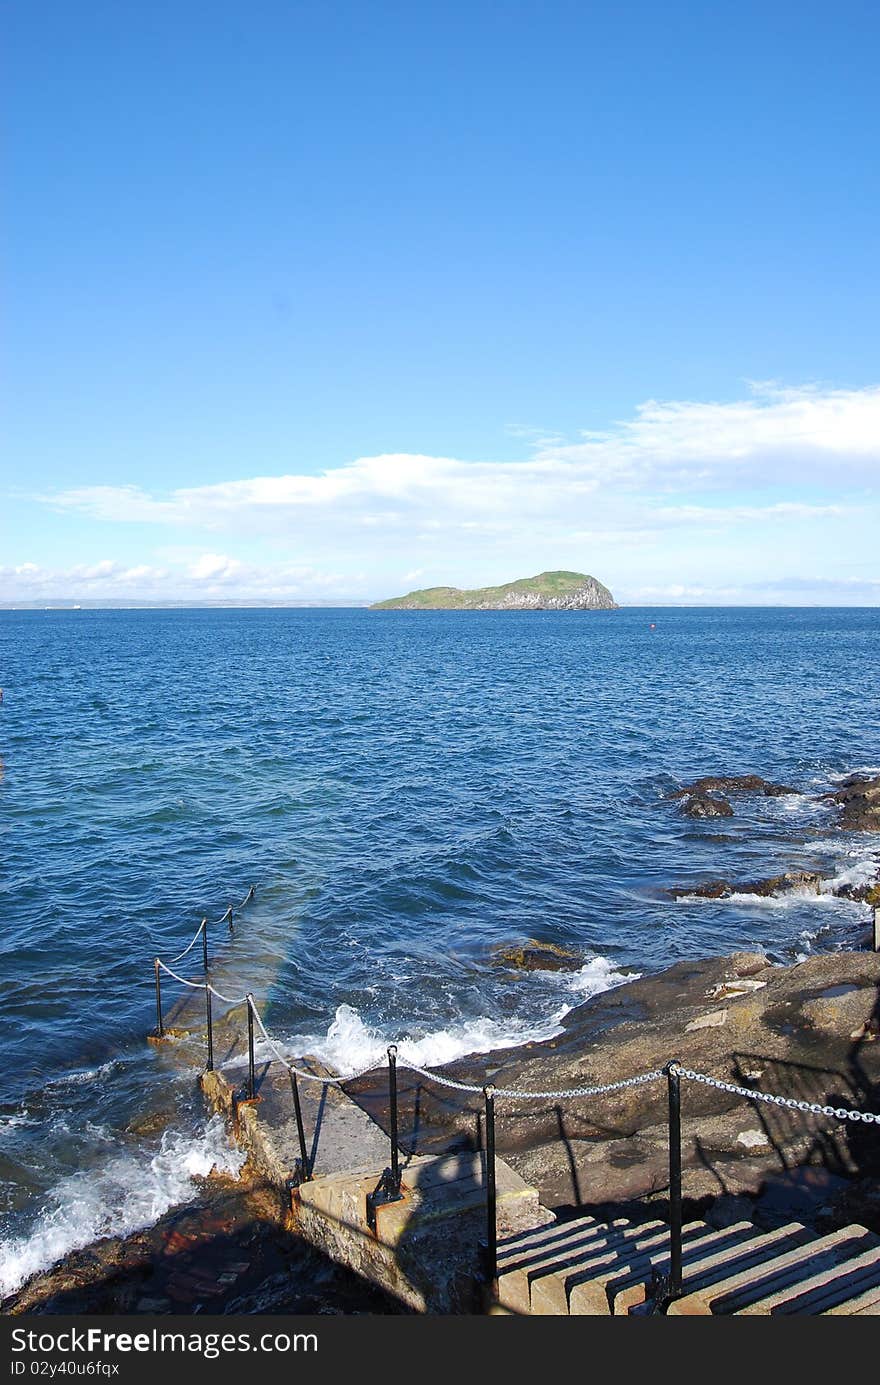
[679,793,734,818]
[668,878,734,900]
[668,870,826,901]
[4,1180,401,1316]
[817,1178,880,1236]
[671,774,799,798]
[836,881,880,905]
[742,870,825,897]
[826,775,880,831]
[491,940,582,972]
[126,1108,176,1138]
[384,950,880,1215]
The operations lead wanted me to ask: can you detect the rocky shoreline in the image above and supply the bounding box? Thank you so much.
[7,771,880,1314]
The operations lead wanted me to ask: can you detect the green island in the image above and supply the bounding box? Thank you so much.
[371,569,618,611]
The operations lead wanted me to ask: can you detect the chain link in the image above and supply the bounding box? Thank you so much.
[153,922,880,1126]
[247,1000,381,1086]
[675,1066,880,1125]
[397,1058,665,1100]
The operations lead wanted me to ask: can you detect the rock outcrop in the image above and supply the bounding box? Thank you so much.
[826,774,880,832]
[349,951,880,1222]
[679,793,734,818]
[371,571,618,611]
[668,870,828,901]
[670,775,799,800]
[491,940,583,972]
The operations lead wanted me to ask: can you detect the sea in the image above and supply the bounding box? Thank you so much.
[1,605,879,1296]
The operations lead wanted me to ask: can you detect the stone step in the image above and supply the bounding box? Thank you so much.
[568,1221,759,1316]
[848,1295,880,1315]
[825,1279,880,1315]
[496,1215,636,1278]
[527,1221,675,1316]
[668,1225,878,1315]
[735,1243,880,1315]
[612,1221,813,1315]
[496,1215,607,1270]
[497,1218,656,1313]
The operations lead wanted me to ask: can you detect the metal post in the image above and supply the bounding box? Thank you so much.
[873,905,879,953]
[388,1045,400,1190]
[205,982,214,1071]
[201,916,209,974]
[226,905,234,933]
[666,1060,683,1302]
[246,996,256,1100]
[484,1085,497,1287]
[154,958,164,1037]
[291,1072,311,1180]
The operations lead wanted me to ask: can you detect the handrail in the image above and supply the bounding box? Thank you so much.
[149,920,880,1312]
[150,887,256,1040]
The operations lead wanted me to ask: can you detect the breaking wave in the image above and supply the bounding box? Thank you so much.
[260,956,633,1077]
[0,1116,244,1300]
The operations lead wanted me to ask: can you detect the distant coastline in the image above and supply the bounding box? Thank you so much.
[0,599,375,611]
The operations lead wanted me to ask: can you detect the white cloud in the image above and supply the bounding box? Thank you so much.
[189,553,243,583]
[654,501,848,525]
[37,384,880,548]
[0,558,367,603]
[10,381,880,604]
[548,382,880,480]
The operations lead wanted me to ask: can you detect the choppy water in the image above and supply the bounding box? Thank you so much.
[1,606,879,1295]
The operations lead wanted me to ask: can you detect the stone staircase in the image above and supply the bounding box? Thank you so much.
[494,1213,880,1315]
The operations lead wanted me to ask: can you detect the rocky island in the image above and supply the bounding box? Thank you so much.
[371,570,617,611]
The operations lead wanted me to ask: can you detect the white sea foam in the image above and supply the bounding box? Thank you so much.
[822,858,879,893]
[45,1059,122,1090]
[675,889,861,911]
[0,1116,244,1300]
[264,956,633,1077]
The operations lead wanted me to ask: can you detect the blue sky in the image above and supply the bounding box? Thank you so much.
[4,1,879,604]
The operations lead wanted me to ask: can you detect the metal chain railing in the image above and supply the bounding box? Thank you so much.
[674,1065,880,1125]
[148,902,880,1310]
[151,887,257,1073]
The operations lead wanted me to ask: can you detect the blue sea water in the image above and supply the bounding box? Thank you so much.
[1,605,879,1292]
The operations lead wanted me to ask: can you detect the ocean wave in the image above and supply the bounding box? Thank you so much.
[43,1059,123,1091]
[821,859,880,894]
[254,956,633,1076]
[0,1116,244,1300]
[674,889,862,911]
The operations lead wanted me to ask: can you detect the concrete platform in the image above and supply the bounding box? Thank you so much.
[295,1150,553,1312]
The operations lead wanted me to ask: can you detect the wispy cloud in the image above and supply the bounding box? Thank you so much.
[38,384,879,544]
[0,558,368,602]
[10,382,880,603]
